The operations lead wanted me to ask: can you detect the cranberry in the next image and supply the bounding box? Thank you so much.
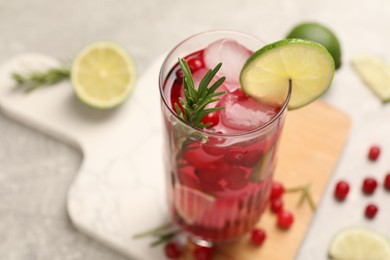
[368,145,381,161]
[277,210,294,229]
[270,198,284,213]
[187,58,204,72]
[201,135,226,156]
[384,173,390,191]
[175,69,184,79]
[251,228,266,245]
[365,203,378,219]
[362,177,378,195]
[201,112,219,128]
[334,180,350,201]
[225,167,248,190]
[270,182,285,200]
[225,151,245,165]
[164,242,182,259]
[242,151,262,168]
[194,245,213,260]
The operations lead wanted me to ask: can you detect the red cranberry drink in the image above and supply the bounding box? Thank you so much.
[159,31,291,242]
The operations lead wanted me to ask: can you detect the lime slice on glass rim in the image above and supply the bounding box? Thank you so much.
[71,42,136,109]
[328,227,390,260]
[240,38,335,110]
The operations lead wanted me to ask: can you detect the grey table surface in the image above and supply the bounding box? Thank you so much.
[1,0,390,259]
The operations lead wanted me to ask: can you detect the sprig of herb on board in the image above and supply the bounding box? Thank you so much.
[12,66,70,92]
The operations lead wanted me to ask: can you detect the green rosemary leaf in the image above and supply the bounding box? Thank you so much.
[178,59,195,90]
[132,223,174,239]
[207,76,226,96]
[12,67,70,92]
[198,63,222,96]
[177,58,225,129]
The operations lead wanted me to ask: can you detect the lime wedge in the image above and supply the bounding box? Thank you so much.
[71,42,136,109]
[240,39,335,110]
[351,55,390,102]
[328,227,390,260]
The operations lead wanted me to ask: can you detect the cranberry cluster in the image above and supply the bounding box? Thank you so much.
[334,145,389,219]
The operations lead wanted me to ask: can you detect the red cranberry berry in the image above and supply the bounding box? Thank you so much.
[270,181,285,200]
[187,58,204,72]
[362,177,378,195]
[368,145,381,161]
[277,210,294,229]
[201,112,219,128]
[194,245,213,260]
[334,180,350,201]
[251,228,267,246]
[164,242,182,259]
[384,173,390,191]
[270,198,284,213]
[365,203,378,219]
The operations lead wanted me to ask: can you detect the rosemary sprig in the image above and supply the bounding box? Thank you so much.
[133,223,180,247]
[286,184,316,211]
[176,58,226,129]
[12,66,70,92]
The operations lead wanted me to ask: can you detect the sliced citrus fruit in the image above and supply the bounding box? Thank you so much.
[240,38,335,110]
[286,22,342,69]
[328,227,390,260]
[351,55,390,102]
[173,184,215,225]
[71,42,136,109]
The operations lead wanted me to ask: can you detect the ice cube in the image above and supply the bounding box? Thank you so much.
[219,92,278,131]
[203,38,251,84]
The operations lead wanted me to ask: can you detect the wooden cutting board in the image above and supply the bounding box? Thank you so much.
[0,54,350,260]
[207,101,351,260]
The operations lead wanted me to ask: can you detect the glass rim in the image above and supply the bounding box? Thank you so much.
[158,30,292,138]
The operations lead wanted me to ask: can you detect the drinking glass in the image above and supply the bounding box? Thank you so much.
[159,30,291,244]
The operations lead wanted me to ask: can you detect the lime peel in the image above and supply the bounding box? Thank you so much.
[240,38,335,110]
[71,42,136,109]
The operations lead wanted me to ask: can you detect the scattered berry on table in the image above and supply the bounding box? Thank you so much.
[384,173,390,191]
[164,242,182,259]
[334,180,350,201]
[277,210,294,229]
[271,181,285,200]
[365,203,378,219]
[270,198,284,213]
[362,177,378,195]
[368,145,381,161]
[251,228,267,245]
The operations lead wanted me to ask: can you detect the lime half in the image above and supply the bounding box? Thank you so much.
[328,227,390,260]
[240,39,335,110]
[351,55,390,102]
[286,22,342,69]
[71,42,136,109]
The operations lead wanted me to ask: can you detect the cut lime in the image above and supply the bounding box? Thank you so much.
[328,227,390,260]
[71,42,136,109]
[240,39,335,110]
[286,22,342,69]
[173,184,215,225]
[351,55,390,102]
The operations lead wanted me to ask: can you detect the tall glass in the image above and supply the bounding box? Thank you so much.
[159,31,291,243]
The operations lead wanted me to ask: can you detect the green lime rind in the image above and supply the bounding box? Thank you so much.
[240,38,335,110]
[286,22,342,69]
